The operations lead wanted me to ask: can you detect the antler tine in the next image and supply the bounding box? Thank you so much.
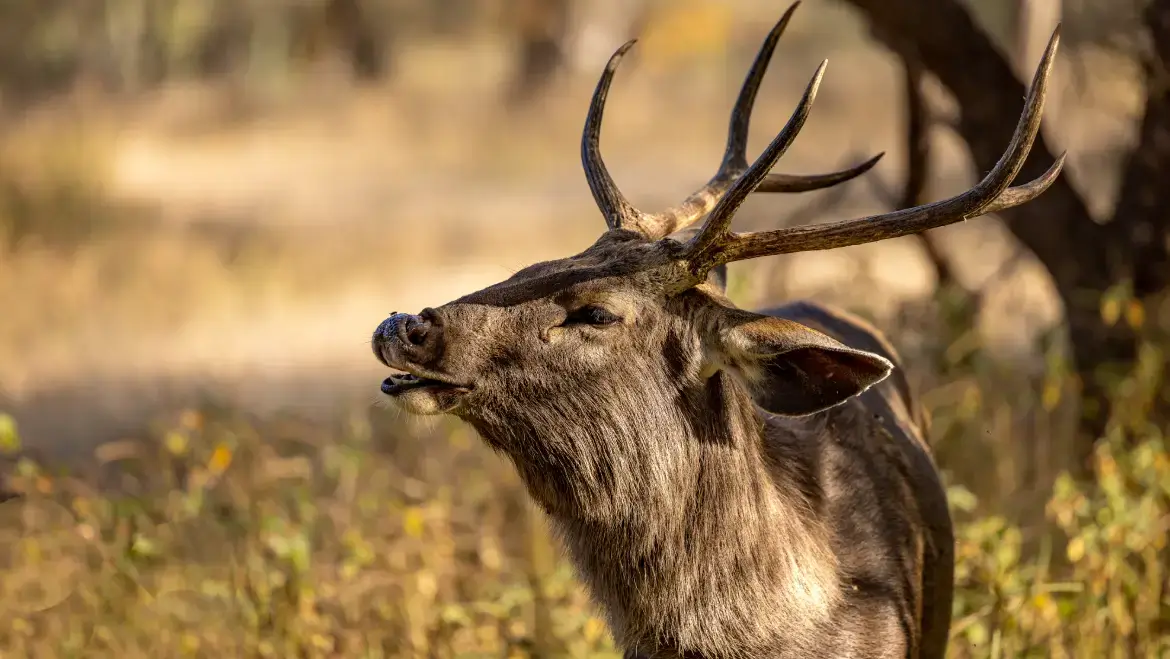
[582,39,645,232]
[754,152,885,193]
[703,25,1064,269]
[643,2,883,240]
[684,60,828,265]
[582,2,884,239]
[636,3,798,239]
[978,167,1063,215]
[721,3,800,172]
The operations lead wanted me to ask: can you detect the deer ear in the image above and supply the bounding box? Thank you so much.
[712,312,893,417]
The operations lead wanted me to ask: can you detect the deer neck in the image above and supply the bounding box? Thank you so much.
[472,372,841,654]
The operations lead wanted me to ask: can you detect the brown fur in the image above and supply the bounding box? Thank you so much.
[371,229,955,658]
[362,4,1068,652]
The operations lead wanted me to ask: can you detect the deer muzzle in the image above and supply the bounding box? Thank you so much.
[371,310,473,412]
[372,311,441,369]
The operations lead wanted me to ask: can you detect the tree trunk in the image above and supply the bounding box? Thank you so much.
[1111,0,1170,300]
[840,0,1170,473]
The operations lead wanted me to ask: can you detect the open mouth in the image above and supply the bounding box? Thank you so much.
[381,371,469,396]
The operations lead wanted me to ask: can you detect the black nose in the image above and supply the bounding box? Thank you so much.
[372,309,442,367]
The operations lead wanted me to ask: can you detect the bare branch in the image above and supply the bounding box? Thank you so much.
[897,54,960,290]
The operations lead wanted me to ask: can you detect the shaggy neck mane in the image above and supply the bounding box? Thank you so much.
[469,371,842,656]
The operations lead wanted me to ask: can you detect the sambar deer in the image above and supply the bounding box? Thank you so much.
[371,4,1064,657]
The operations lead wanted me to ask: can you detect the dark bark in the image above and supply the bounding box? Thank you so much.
[898,55,959,290]
[863,50,959,291]
[1111,0,1170,298]
[898,58,930,211]
[841,0,1170,471]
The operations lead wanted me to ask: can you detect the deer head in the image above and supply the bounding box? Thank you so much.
[371,4,1062,520]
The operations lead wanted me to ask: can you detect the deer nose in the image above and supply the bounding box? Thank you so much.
[372,309,442,367]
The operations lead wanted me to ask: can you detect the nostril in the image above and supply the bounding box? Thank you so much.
[406,320,429,346]
[389,313,437,354]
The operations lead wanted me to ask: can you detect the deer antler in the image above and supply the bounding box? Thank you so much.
[683,26,1065,276]
[581,1,884,238]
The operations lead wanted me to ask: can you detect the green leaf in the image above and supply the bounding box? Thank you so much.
[0,413,20,453]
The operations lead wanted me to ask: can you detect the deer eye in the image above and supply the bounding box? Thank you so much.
[564,305,622,327]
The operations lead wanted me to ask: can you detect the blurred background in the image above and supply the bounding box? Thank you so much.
[0,0,1167,657]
